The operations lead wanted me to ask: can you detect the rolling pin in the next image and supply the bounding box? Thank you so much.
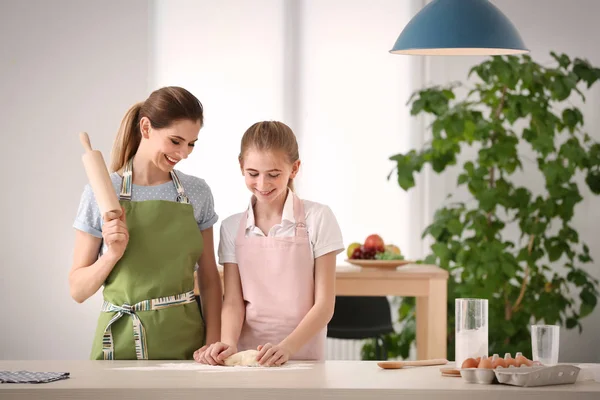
[79,132,122,221]
[377,359,448,369]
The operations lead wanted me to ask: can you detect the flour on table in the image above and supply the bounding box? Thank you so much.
[110,362,314,372]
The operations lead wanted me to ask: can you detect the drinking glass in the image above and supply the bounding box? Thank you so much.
[531,324,560,365]
[455,298,488,368]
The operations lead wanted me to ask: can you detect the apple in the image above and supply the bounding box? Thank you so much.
[364,234,385,253]
[385,244,401,255]
[346,242,361,259]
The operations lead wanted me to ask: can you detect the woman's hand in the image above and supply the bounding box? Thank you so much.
[194,342,237,365]
[256,343,292,367]
[102,207,128,261]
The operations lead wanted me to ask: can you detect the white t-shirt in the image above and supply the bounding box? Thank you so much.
[218,190,344,265]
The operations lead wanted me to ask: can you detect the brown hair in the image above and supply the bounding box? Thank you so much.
[239,121,299,191]
[110,86,204,172]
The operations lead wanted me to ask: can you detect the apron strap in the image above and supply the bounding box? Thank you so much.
[170,169,191,204]
[235,211,249,242]
[119,159,133,201]
[291,192,308,238]
[100,290,196,360]
[119,158,190,204]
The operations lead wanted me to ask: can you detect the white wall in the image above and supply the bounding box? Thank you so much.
[420,0,600,362]
[0,0,150,359]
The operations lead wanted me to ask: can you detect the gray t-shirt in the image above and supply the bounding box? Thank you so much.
[73,170,218,238]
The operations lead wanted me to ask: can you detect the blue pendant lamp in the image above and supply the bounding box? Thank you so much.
[390,0,528,56]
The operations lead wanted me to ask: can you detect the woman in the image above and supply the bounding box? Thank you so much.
[69,86,222,360]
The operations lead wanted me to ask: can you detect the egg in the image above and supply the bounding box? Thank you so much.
[477,355,493,369]
[515,352,533,367]
[504,353,518,367]
[461,358,479,369]
[491,354,507,369]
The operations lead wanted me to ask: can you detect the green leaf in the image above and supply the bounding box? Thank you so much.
[562,109,584,133]
[580,302,594,318]
[573,58,600,88]
[457,173,469,185]
[544,238,568,262]
[568,270,588,287]
[410,98,426,115]
[478,189,497,212]
[442,89,455,100]
[580,288,598,308]
[566,317,578,329]
[528,128,556,156]
[502,262,517,277]
[585,170,600,194]
[390,151,424,191]
[431,242,452,264]
[551,52,571,68]
[431,150,457,173]
[559,137,587,166]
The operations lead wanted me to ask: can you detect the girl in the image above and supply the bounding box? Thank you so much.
[195,121,344,366]
[70,86,222,360]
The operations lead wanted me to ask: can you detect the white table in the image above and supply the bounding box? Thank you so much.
[1,360,598,400]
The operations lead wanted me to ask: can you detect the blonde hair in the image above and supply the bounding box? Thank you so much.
[110,86,204,172]
[238,121,299,191]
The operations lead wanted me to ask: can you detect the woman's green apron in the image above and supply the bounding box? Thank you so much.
[90,159,205,360]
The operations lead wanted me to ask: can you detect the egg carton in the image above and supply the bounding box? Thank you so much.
[460,364,581,387]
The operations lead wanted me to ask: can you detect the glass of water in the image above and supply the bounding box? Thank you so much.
[531,324,560,365]
[455,298,488,369]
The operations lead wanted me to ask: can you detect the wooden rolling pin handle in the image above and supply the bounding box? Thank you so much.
[78,131,122,222]
[79,132,93,152]
[406,359,448,366]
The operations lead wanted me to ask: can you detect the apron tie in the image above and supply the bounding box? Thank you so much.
[100,290,196,360]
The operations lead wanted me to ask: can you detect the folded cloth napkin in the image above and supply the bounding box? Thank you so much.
[0,371,70,384]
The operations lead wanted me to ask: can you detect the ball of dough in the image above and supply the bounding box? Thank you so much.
[223,350,261,367]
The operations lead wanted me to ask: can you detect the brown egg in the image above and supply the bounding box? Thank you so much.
[492,356,507,369]
[515,353,533,367]
[477,356,493,369]
[504,353,518,367]
[461,358,479,369]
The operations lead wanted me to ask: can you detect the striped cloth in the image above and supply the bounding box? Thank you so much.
[101,290,196,360]
[0,371,70,384]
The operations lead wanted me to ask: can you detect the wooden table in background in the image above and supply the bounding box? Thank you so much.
[194,264,448,360]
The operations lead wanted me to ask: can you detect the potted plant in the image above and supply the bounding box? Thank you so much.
[362,52,600,361]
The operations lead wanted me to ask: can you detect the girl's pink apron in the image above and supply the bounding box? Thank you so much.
[234,192,325,360]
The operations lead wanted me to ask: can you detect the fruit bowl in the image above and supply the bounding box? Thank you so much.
[345,259,413,270]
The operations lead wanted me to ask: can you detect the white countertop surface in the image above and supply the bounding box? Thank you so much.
[0,360,599,400]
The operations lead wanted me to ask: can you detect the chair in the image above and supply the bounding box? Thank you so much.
[327,296,395,360]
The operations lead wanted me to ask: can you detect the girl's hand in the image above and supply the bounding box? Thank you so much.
[102,207,128,261]
[194,342,237,365]
[256,343,292,366]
